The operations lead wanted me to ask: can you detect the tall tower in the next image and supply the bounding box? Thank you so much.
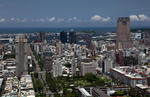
[69,32,76,44]
[15,34,28,78]
[60,31,67,44]
[116,17,132,50]
[39,32,46,42]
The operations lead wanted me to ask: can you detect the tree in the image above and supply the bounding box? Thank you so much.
[64,63,72,68]
[32,60,36,70]
[95,79,105,86]
[54,94,62,97]
[36,79,44,92]
[46,72,57,92]
[128,88,137,97]
[3,54,15,60]
[36,93,46,97]
[84,73,96,83]
[111,91,127,96]
[34,72,38,78]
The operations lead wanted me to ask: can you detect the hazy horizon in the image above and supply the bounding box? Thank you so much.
[0,0,150,27]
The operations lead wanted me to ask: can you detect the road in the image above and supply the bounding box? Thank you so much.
[30,46,54,97]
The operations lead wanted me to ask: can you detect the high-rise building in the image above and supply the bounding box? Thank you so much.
[15,34,28,78]
[69,32,76,44]
[116,17,132,50]
[56,41,63,55]
[52,60,62,77]
[143,32,150,47]
[102,58,113,73]
[43,52,53,70]
[60,31,67,44]
[39,32,46,42]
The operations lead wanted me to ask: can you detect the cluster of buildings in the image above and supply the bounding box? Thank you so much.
[0,34,35,97]
[0,16,150,97]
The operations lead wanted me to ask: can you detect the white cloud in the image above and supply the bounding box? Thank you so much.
[0,18,5,22]
[9,17,28,22]
[21,18,27,22]
[73,17,77,20]
[138,14,150,21]
[68,18,73,22]
[91,15,102,21]
[57,18,64,22]
[102,17,111,22]
[48,17,55,22]
[10,18,15,21]
[91,15,110,22]
[68,17,78,22]
[38,18,45,22]
[129,15,139,21]
[130,14,150,21]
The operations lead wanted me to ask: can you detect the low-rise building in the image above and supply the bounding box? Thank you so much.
[110,66,149,87]
[79,58,97,76]
[78,88,92,97]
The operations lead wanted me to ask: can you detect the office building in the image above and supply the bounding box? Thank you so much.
[60,31,68,43]
[116,17,132,50]
[69,32,76,44]
[15,34,28,78]
[39,32,46,42]
[102,58,113,74]
[80,58,96,76]
[143,32,150,47]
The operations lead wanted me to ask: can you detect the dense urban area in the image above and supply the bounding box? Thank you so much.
[0,17,150,97]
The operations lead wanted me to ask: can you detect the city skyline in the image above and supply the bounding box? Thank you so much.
[0,0,150,27]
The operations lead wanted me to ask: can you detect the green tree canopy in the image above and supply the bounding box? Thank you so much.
[84,73,96,83]
[64,63,72,68]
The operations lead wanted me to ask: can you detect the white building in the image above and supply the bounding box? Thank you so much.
[52,60,62,77]
[103,58,113,74]
[110,66,148,87]
[80,58,97,76]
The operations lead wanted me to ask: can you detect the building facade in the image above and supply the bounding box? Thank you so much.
[69,32,76,44]
[80,58,97,76]
[15,34,28,78]
[116,17,132,50]
[60,31,68,44]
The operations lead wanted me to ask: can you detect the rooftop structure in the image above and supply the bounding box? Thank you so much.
[110,66,150,87]
[78,88,92,97]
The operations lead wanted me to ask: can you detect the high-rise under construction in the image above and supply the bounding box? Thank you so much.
[15,34,28,78]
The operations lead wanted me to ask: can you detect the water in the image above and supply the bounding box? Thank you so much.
[0,27,116,34]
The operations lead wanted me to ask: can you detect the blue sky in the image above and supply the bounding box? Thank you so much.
[0,0,150,27]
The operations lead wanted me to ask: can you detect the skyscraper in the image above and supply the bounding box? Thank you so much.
[39,32,46,42]
[116,17,132,50]
[60,31,67,43]
[69,32,76,44]
[15,34,28,78]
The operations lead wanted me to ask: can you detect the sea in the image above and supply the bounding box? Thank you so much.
[0,27,117,34]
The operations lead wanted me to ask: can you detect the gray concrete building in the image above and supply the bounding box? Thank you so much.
[15,34,28,78]
[116,17,132,50]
